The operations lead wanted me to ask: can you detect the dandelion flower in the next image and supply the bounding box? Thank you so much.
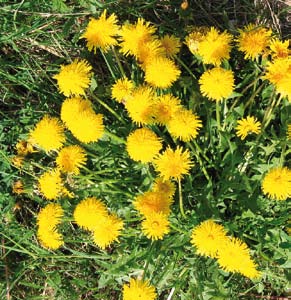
[12,180,24,195]
[125,86,155,125]
[61,97,93,125]
[11,155,24,168]
[133,191,173,217]
[237,24,272,60]
[217,237,260,278]
[126,128,162,163]
[111,77,134,103]
[15,140,34,156]
[185,27,209,55]
[141,212,170,240]
[198,27,232,66]
[269,38,289,59]
[56,145,87,174]
[29,115,65,151]
[152,177,176,199]
[154,146,193,181]
[288,124,291,140]
[199,67,235,101]
[123,278,157,300]
[119,18,156,58]
[167,109,202,141]
[264,57,291,101]
[81,10,119,52]
[38,169,63,200]
[144,56,181,89]
[261,167,291,200]
[160,34,181,58]
[92,214,123,249]
[191,219,228,258]
[235,116,261,140]
[137,39,165,67]
[37,203,64,229]
[73,197,108,230]
[68,111,104,143]
[152,94,182,125]
[37,227,64,250]
[53,59,92,97]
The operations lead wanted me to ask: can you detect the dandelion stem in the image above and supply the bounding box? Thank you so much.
[216,100,221,132]
[175,56,196,80]
[112,47,126,78]
[100,49,117,80]
[90,93,127,125]
[178,178,186,219]
[142,241,154,281]
[187,142,211,182]
[104,130,126,144]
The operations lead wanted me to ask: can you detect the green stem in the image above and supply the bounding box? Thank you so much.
[90,93,127,125]
[216,100,221,132]
[142,241,154,281]
[100,49,117,80]
[112,47,126,78]
[178,178,186,219]
[175,55,196,80]
[104,130,126,144]
[187,142,211,182]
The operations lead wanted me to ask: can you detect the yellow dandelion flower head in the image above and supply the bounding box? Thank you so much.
[73,197,108,231]
[288,124,291,140]
[239,257,261,279]
[12,180,24,195]
[185,26,210,55]
[141,211,170,240]
[37,203,64,230]
[61,97,92,125]
[152,94,182,125]
[119,18,157,57]
[235,116,261,140]
[181,0,189,10]
[123,278,157,300]
[92,214,123,249]
[261,166,291,200]
[70,110,105,143]
[56,145,87,174]
[133,191,173,217]
[160,34,181,58]
[167,109,202,142]
[264,58,291,101]
[152,177,176,199]
[11,155,24,169]
[199,67,235,101]
[53,59,92,97]
[125,85,155,125]
[111,77,134,103]
[154,146,193,181]
[191,219,228,258]
[126,128,163,163]
[137,38,165,68]
[144,56,181,89]
[198,27,232,66]
[37,227,64,250]
[237,24,272,60]
[217,237,258,277]
[29,115,65,152]
[81,10,119,52]
[269,38,289,59]
[38,169,63,200]
[15,140,34,156]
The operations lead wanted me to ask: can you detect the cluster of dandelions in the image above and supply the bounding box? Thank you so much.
[11,9,291,299]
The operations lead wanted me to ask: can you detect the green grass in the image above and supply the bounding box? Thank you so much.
[1,1,290,299]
